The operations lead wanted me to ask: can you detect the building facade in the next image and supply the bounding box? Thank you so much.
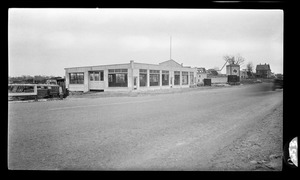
[65,60,197,92]
[256,63,271,78]
[196,67,207,84]
[240,69,248,79]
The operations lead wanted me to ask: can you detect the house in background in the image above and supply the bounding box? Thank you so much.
[196,67,207,84]
[206,68,227,84]
[197,67,206,74]
[256,63,271,78]
[206,69,219,76]
[240,69,248,79]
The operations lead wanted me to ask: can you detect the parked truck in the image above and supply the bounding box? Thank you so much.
[46,77,69,98]
[8,77,68,101]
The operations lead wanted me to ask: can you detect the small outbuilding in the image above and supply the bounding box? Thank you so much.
[226,64,240,77]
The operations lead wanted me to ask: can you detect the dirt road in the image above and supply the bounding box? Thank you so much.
[8,83,283,170]
[210,102,283,171]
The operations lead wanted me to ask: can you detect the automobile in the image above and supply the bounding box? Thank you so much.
[272,78,283,91]
[254,79,262,83]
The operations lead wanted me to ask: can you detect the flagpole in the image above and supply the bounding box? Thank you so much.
[170,36,172,60]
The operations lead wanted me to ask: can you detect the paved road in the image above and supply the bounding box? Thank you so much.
[8,83,283,170]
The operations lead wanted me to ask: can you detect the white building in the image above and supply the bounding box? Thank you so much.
[65,59,197,92]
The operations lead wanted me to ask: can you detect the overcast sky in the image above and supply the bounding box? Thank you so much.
[8,8,283,77]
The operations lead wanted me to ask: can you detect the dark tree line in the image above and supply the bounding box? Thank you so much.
[8,75,61,84]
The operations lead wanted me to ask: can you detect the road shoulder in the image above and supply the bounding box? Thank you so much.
[209,102,283,171]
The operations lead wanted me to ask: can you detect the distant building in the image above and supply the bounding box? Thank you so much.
[275,73,283,79]
[196,67,207,84]
[207,69,219,76]
[240,69,248,79]
[205,68,228,84]
[270,72,275,78]
[256,63,271,78]
[197,67,206,74]
[64,59,197,92]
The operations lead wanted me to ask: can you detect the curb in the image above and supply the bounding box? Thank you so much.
[8,98,63,103]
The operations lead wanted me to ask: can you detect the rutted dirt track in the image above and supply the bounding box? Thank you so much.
[8,83,283,170]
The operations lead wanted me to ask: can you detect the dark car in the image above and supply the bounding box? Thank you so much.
[272,78,283,91]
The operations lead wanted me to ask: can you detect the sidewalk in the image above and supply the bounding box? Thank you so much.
[67,84,234,99]
[8,83,249,102]
[8,97,63,103]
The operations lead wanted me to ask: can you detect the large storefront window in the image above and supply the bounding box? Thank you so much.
[182,71,189,85]
[190,72,194,84]
[116,74,126,83]
[150,70,160,86]
[139,69,147,87]
[174,71,180,85]
[89,71,104,81]
[69,72,84,84]
[162,70,169,86]
[108,69,128,87]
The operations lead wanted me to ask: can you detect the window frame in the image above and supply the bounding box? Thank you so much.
[174,71,180,85]
[190,72,194,84]
[182,71,189,85]
[150,70,160,86]
[89,71,104,82]
[139,69,147,87]
[162,70,169,86]
[69,72,84,84]
[108,69,128,87]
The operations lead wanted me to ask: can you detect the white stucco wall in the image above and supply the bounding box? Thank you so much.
[65,61,197,92]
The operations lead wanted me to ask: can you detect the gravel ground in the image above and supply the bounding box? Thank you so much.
[8,83,282,170]
[209,102,283,171]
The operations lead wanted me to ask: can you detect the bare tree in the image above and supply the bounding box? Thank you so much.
[223,54,245,65]
[235,54,245,66]
[223,55,235,64]
[246,62,254,77]
[246,62,253,72]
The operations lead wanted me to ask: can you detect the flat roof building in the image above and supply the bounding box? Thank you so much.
[64,59,197,92]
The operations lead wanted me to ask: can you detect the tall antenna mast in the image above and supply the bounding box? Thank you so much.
[170,36,172,60]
